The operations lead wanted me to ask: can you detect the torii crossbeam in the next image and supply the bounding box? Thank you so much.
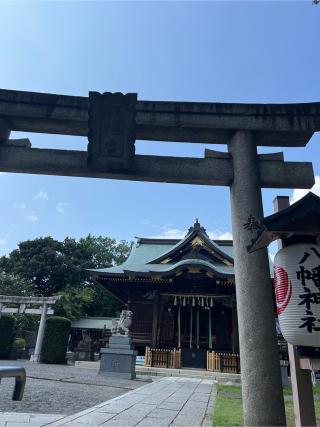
[1,88,319,426]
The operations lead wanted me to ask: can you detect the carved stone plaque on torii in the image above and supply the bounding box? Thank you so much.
[0,88,319,426]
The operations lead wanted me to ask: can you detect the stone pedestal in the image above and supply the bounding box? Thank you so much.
[73,350,92,362]
[99,335,137,379]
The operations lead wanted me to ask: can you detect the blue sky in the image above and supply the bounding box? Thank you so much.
[0,1,319,256]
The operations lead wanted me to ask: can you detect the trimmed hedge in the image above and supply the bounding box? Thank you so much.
[13,338,26,349]
[41,316,71,364]
[0,314,16,358]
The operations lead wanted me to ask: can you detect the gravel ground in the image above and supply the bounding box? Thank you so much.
[0,360,148,415]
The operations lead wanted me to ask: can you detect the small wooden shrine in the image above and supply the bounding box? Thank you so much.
[90,220,271,371]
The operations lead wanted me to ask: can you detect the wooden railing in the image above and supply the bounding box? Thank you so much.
[207,351,240,374]
[145,347,181,369]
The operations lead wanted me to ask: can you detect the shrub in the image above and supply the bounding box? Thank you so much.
[41,316,71,364]
[13,338,26,349]
[0,314,16,358]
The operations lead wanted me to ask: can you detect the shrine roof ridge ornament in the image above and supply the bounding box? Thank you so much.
[0,88,316,189]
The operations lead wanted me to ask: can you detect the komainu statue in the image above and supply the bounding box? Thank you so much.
[111,310,133,335]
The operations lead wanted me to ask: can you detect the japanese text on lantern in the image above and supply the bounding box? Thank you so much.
[297,247,320,333]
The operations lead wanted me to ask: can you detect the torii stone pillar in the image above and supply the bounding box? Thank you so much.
[30,303,48,363]
[229,131,286,426]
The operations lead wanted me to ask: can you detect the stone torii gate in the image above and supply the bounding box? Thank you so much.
[0,295,61,362]
[0,88,319,425]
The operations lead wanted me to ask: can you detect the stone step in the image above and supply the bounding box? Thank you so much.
[74,361,241,384]
[137,366,241,384]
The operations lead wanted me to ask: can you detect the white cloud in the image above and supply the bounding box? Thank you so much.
[34,190,48,200]
[208,231,233,240]
[291,175,320,204]
[152,226,186,239]
[0,238,6,246]
[56,202,71,214]
[151,225,232,240]
[26,212,38,222]
[19,203,27,209]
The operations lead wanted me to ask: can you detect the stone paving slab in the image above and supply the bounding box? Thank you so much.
[0,377,216,426]
[0,361,148,416]
[0,413,64,426]
[46,376,215,427]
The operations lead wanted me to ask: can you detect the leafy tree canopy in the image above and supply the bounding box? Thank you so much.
[0,271,34,296]
[0,235,131,318]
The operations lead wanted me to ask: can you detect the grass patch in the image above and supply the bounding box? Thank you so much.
[215,384,242,394]
[213,392,243,427]
[283,382,320,396]
[212,384,320,426]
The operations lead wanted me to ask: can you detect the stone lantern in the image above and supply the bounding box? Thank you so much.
[248,192,320,349]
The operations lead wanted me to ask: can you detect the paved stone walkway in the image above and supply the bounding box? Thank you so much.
[47,377,215,426]
[0,361,148,415]
[0,412,64,426]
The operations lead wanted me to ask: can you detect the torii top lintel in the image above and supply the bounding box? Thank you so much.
[0,88,319,146]
[0,88,317,189]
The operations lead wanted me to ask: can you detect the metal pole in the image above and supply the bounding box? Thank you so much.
[31,303,47,363]
[228,130,286,426]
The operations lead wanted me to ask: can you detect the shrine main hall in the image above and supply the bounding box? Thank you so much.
[90,220,273,371]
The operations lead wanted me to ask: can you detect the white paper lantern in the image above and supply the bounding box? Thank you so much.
[274,243,320,347]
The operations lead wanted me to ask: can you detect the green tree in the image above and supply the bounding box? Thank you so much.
[54,286,94,320]
[0,237,69,296]
[0,271,33,296]
[85,283,123,317]
[0,234,132,318]
[0,235,132,296]
[75,235,132,269]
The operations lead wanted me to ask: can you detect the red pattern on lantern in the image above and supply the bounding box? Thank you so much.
[274,266,292,315]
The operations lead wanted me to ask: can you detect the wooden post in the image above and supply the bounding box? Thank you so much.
[288,344,316,426]
[274,196,316,427]
[196,304,200,349]
[208,307,212,350]
[231,299,239,354]
[156,299,164,347]
[189,305,193,349]
[178,304,181,349]
[151,293,159,348]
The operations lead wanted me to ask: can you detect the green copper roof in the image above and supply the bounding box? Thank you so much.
[92,259,234,278]
[88,220,273,280]
[124,242,175,265]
